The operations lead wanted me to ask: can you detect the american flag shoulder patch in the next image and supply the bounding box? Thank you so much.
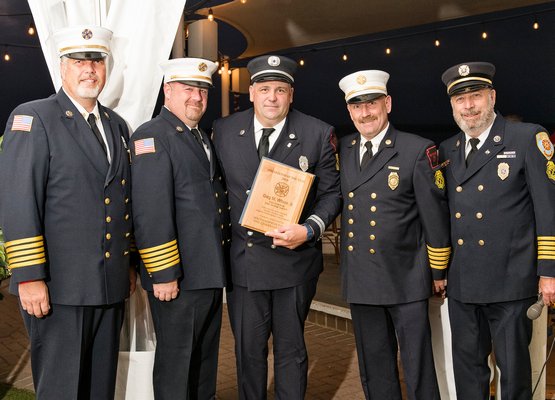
[135,138,156,155]
[11,115,34,132]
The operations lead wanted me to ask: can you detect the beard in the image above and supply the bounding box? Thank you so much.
[184,102,205,124]
[453,98,495,135]
[75,84,101,99]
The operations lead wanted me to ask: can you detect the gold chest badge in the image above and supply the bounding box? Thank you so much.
[547,160,555,181]
[497,162,509,180]
[388,172,399,190]
[434,170,445,189]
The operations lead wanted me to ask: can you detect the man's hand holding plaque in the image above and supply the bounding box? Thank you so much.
[239,158,315,248]
[265,223,309,250]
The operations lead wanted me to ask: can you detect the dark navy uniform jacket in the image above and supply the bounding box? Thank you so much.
[0,90,133,306]
[339,125,451,305]
[212,108,341,291]
[439,115,555,303]
[131,107,230,291]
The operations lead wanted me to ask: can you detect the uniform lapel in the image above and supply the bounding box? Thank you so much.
[234,110,261,176]
[101,106,123,187]
[351,126,397,190]
[268,116,299,163]
[200,127,217,178]
[56,90,109,177]
[449,133,466,184]
[341,133,361,190]
[160,108,210,173]
[462,116,506,182]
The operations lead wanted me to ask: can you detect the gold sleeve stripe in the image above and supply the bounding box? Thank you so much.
[9,254,46,266]
[9,258,47,269]
[6,236,46,268]
[144,254,181,272]
[5,235,44,248]
[537,237,555,260]
[8,250,46,265]
[428,253,451,258]
[7,247,44,257]
[144,253,180,268]
[426,245,451,252]
[538,236,555,260]
[427,245,451,270]
[6,242,44,254]
[147,258,181,272]
[139,239,177,255]
[142,249,180,264]
[429,256,450,262]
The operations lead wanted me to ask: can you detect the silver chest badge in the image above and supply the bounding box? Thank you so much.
[299,156,309,172]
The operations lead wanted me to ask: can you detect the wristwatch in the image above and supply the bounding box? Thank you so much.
[303,222,315,241]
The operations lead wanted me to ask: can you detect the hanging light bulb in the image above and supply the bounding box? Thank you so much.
[299,58,305,66]
[4,51,11,62]
[27,23,36,36]
[385,47,391,55]
[434,39,440,47]
[481,31,488,39]
[342,52,348,61]
[208,8,214,22]
[533,20,539,30]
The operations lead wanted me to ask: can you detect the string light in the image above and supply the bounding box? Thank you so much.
[27,22,35,36]
[237,9,548,69]
[208,8,214,22]
[3,49,11,62]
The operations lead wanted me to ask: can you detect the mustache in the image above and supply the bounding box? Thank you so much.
[80,73,98,80]
[461,110,480,117]
[358,115,378,123]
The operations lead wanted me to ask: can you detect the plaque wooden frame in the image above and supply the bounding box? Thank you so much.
[239,157,315,234]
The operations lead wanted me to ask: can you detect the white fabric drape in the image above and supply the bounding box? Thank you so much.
[27,0,186,131]
[26,2,186,398]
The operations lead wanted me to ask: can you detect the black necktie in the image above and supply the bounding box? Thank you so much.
[360,141,373,170]
[466,138,480,167]
[87,113,107,155]
[191,128,207,147]
[258,128,275,159]
[191,128,209,159]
